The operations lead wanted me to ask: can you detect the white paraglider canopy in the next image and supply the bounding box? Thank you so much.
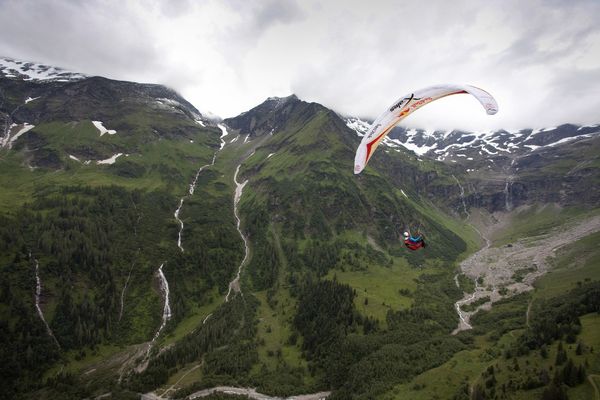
[354,84,498,174]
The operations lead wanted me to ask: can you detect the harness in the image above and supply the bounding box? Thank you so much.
[404,238,425,251]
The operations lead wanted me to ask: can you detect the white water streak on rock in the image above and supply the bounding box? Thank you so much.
[453,280,479,333]
[120,264,134,322]
[504,178,513,211]
[217,124,229,150]
[1,123,34,149]
[176,162,211,252]
[177,125,228,251]
[175,199,185,252]
[8,123,34,149]
[34,259,60,348]
[189,162,212,195]
[452,174,470,219]
[158,265,172,321]
[146,263,171,358]
[226,164,250,302]
[0,121,12,148]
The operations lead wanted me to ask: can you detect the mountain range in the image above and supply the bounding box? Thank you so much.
[1,57,599,400]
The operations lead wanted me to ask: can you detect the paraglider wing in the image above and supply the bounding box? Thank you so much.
[353,84,498,174]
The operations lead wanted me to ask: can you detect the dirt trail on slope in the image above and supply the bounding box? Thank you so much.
[453,210,600,334]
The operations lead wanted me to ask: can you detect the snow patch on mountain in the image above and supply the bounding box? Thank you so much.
[154,97,197,119]
[344,117,600,163]
[0,57,87,81]
[387,136,437,156]
[345,117,371,137]
[1,123,35,149]
[92,121,117,136]
[265,95,298,110]
[546,133,594,147]
[578,124,599,131]
[9,124,35,148]
[97,153,123,165]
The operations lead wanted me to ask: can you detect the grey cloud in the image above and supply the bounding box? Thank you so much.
[0,0,162,80]
[535,66,600,126]
[497,25,597,68]
[545,66,600,102]
[253,0,305,27]
[225,0,305,29]
[1,0,599,128]
[157,0,192,18]
[494,0,600,67]
[215,0,305,62]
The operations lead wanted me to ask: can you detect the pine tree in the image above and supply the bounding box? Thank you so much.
[540,383,569,400]
[575,341,583,355]
[577,364,586,385]
[562,358,577,386]
[540,344,548,359]
[555,342,567,366]
[472,384,486,400]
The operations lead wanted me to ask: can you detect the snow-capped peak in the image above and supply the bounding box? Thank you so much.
[343,117,600,164]
[266,94,298,103]
[344,117,371,137]
[0,57,87,82]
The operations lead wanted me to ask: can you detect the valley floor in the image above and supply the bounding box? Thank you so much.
[454,207,600,332]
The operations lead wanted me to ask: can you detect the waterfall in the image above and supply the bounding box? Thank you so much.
[505,159,516,212]
[0,117,11,148]
[174,199,185,252]
[225,164,250,302]
[157,264,172,322]
[34,259,60,348]
[217,123,229,150]
[504,178,513,212]
[454,279,479,332]
[146,263,171,357]
[452,174,470,219]
[175,124,229,252]
[119,263,134,322]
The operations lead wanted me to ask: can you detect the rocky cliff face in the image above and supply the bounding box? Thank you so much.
[223,94,304,137]
[1,76,206,128]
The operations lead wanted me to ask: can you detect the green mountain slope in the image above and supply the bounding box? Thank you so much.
[0,75,237,399]
[1,71,598,400]
[116,95,480,398]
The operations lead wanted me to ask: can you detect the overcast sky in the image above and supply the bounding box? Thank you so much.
[1,0,599,130]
